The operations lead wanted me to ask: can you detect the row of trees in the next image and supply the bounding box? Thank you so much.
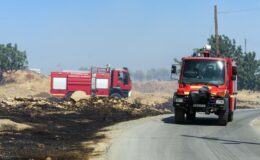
[0,43,28,82]
[131,68,170,81]
[195,35,260,90]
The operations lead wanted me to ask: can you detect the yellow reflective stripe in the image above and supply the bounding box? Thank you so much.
[190,86,212,89]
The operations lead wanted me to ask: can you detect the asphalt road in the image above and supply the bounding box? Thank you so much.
[106,109,260,160]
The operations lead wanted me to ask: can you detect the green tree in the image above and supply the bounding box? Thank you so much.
[0,43,28,82]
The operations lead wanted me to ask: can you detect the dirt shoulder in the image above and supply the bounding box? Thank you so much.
[252,118,260,126]
[236,90,260,109]
[251,117,260,133]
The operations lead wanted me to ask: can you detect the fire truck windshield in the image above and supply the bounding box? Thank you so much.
[181,60,225,85]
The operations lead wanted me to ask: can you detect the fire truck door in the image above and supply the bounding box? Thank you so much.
[117,71,130,90]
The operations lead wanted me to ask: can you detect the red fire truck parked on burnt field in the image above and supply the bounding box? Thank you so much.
[50,66,132,98]
[171,46,238,126]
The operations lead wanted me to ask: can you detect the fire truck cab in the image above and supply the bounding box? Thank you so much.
[172,48,237,126]
[50,66,132,98]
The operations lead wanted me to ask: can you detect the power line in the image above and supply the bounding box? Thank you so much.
[219,8,260,14]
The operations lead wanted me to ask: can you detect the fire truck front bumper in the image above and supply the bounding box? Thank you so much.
[173,96,228,113]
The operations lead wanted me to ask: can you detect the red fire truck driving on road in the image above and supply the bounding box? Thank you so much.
[172,46,237,126]
[50,66,132,98]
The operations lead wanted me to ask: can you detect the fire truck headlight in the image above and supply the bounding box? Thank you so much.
[176,98,183,103]
[216,91,226,97]
[216,99,225,105]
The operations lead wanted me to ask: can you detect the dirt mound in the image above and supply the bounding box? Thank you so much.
[0,70,50,98]
[70,91,91,102]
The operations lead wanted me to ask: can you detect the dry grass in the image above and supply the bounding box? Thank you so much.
[0,70,50,98]
[236,90,260,108]
[129,81,177,105]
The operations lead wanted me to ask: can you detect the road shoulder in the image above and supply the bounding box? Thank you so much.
[251,117,260,133]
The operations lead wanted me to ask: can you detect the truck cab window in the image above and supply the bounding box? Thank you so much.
[123,72,129,84]
[118,72,122,81]
[118,71,129,85]
[182,60,225,85]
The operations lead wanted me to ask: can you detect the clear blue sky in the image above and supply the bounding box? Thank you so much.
[0,0,259,74]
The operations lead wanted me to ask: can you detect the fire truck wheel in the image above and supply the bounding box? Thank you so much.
[228,112,234,122]
[218,110,228,126]
[64,92,74,101]
[186,112,196,121]
[111,93,122,99]
[175,108,185,124]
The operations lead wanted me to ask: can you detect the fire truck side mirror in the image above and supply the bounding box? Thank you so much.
[232,66,237,76]
[171,65,177,74]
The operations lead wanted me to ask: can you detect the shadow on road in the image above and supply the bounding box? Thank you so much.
[162,116,222,126]
[181,134,260,146]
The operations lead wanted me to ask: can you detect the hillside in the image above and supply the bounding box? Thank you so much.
[0,70,50,98]
[0,71,175,105]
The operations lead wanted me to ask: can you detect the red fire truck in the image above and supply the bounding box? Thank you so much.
[50,66,132,98]
[171,47,237,126]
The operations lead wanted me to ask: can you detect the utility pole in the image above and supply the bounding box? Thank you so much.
[244,38,247,53]
[214,5,220,57]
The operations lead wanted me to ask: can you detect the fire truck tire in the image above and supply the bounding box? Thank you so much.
[228,112,234,122]
[64,92,74,101]
[218,110,228,126]
[111,93,122,99]
[186,112,196,121]
[175,108,185,124]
